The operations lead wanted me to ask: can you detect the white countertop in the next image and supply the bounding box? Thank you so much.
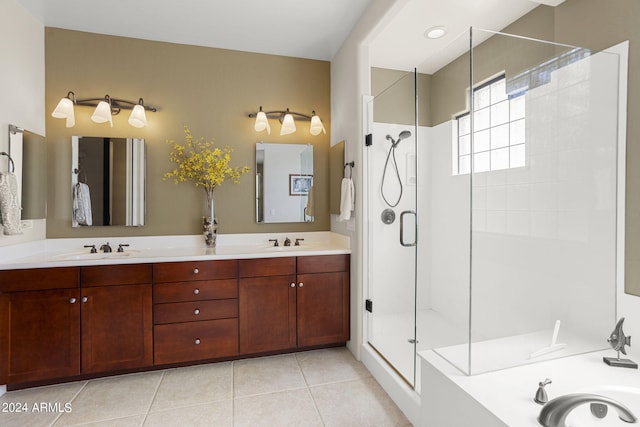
[0,231,350,270]
[419,348,640,426]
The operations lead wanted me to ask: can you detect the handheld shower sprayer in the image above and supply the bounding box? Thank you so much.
[381,130,412,208]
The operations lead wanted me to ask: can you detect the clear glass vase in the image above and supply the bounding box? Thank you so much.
[203,189,217,248]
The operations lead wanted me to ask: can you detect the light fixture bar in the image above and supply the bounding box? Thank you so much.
[248,106,326,136]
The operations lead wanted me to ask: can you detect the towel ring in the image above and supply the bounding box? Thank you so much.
[0,152,15,173]
[344,161,354,179]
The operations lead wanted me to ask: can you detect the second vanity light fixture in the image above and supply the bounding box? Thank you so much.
[249,106,326,136]
[51,91,158,128]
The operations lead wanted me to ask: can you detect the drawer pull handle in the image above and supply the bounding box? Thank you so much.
[194,309,200,315]
[81,296,88,303]
[194,338,201,345]
[290,283,295,288]
[69,297,77,304]
[193,288,200,295]
[298,282,304,288]
[193,268,199,274]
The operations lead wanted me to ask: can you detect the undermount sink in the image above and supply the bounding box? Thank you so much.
[50,249,142,261]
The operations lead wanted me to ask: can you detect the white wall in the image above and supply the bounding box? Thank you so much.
[0,0,45,245]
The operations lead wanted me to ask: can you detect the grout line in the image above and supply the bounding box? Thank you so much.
[49,380,89,426]
[139,369,166,426]
[294,351,326,427]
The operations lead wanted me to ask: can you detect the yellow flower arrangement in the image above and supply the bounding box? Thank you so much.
[164,126,250,193]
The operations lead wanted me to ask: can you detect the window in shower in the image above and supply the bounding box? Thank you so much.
[455,75,526,175]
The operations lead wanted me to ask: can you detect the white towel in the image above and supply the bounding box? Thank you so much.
[73,182,93,226]
[339,177,354,221]
[0,172,22,235]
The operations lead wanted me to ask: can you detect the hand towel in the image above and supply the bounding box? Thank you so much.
[73,182,93,226]
[0,172,22,235]
[305,185,315,218]
[339,177,354,221]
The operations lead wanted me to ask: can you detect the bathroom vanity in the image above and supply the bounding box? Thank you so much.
[0,232,350,389]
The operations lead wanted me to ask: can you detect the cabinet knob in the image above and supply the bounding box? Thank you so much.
[81,296,88,303]
[193,288,200,295]
[194,338,201,345]
[69,297,77,304]
[290,283,296,288]
[194,309,200,315]
[298,282,304,288]
[193,268,199,274]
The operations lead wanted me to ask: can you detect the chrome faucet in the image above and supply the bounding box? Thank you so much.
[538,393,637,427]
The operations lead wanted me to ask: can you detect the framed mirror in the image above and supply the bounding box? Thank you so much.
[255,142,314,223]
[7,125,47,221]
[71,136,145,227]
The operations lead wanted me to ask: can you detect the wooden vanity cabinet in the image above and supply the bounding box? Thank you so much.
[238,255,350,355]
[152,260,239,365]
[80,264,153,373]
[0,267,81,384]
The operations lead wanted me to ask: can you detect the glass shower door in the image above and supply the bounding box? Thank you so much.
[365,70,419,386]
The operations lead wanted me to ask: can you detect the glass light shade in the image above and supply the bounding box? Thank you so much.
[91,101,113,127]
[128,104,148,128]
[280,113,296,135]
[51,97,75,127]
[254,111,271,134]
[310,114,326,136]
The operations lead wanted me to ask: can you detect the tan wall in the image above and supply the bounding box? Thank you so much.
[45,28,331,238]
[371,68,431,127]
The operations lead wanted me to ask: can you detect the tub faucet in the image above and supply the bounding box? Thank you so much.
[538,393,637,427]
[100,242,112,253]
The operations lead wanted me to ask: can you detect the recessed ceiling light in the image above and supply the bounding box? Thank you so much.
[424,26,447,39]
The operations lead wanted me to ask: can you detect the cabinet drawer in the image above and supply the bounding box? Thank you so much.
[81,264,152,287]
[239,257,296,278]
[154,299,238,324]
[153,279,238,303]
[153,260,237,282]
[297,255,350,274]
[0,267,79,292]
[154,318,238,365]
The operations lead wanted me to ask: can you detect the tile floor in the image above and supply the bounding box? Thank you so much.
[0,347,412,427]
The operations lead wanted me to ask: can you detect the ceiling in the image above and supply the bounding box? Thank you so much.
[15,0,561,73]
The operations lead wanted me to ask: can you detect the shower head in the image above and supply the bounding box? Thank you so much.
[387,130,412,148]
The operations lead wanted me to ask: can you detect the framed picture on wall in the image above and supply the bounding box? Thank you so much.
[289,174,313,196]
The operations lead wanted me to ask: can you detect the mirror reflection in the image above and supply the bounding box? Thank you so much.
[71,136,145,227]
[7,125,47,221]
[255,142,314,223]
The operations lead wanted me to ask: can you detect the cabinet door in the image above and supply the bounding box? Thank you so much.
[239,275,296,354]
[297,272,350,347]
[81,284,152,373]
[3,289,80,384]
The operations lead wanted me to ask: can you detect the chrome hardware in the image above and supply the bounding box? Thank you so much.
[269,238,279,247]
[117,243,129,253]
[295,238,304,246]
[290,283,296,288]
[194,309,200,315]
[81,296,88,303]
[534,378,552,405]
[99,243,112,253]
[538,393,637,427]
[83,244,97,254]
[284,237,291,246]
[381,208,395,225]
[193,268,199,274]
[194,338,201,345]
[193,288,200,295]
[298,282,304,287]
[400,210,417,247]
[69,297,77,303]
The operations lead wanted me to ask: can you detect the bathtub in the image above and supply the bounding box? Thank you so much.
[419,349,640,426]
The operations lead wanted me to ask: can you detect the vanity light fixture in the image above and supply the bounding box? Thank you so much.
[248,106,326,136]
[51,91,158,128]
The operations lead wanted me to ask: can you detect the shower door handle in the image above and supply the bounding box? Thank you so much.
[400,210,417,247]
